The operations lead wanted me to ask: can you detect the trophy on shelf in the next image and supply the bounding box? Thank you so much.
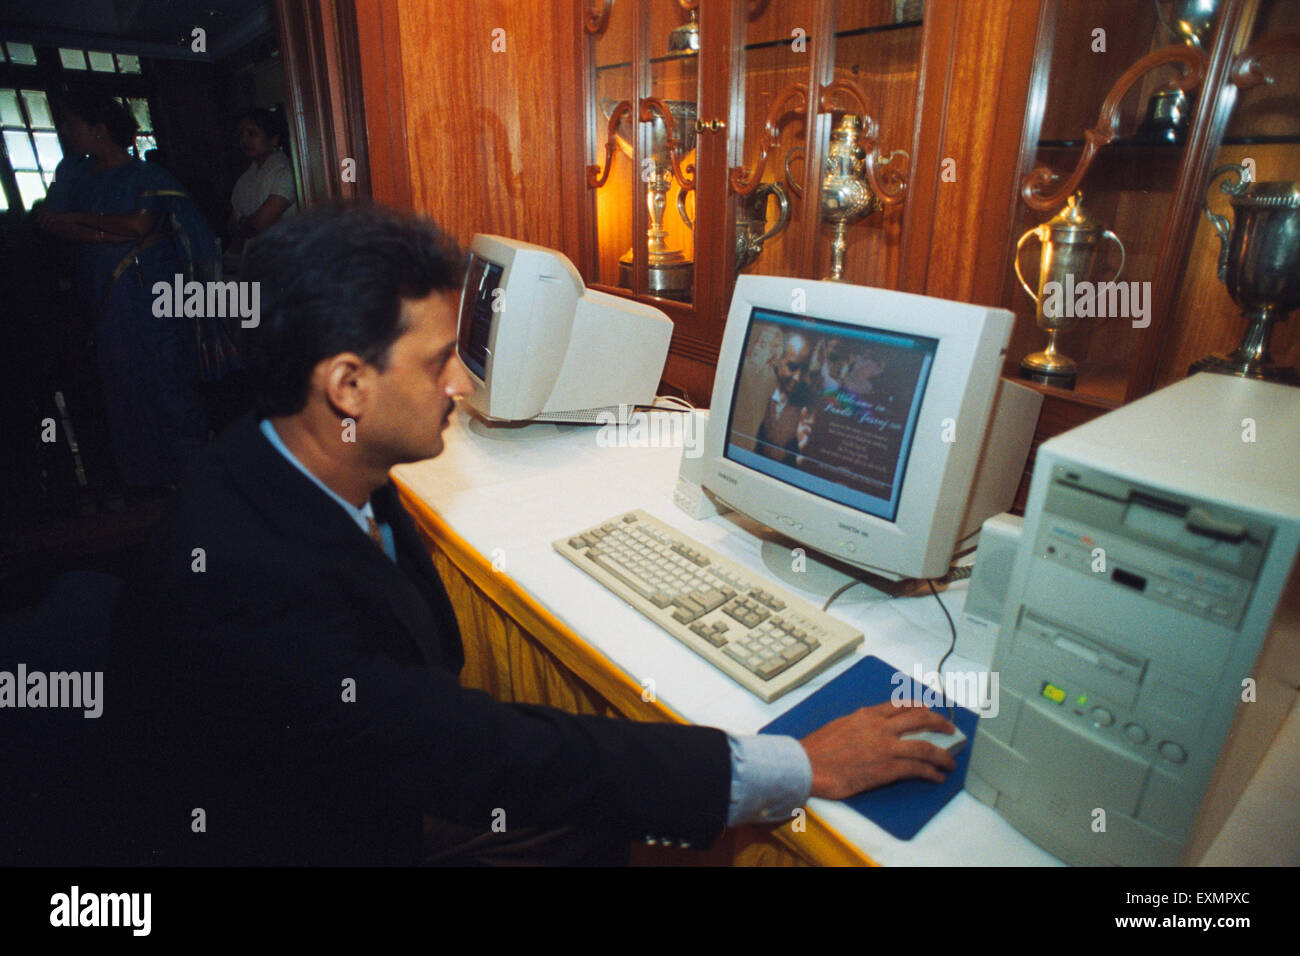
[677,180,790,274]
[1192,164,1300,385]
[668,4,699,55]
[599,98,698,301]
[1138,0,1220,145]
[1015,192,1126,390]
[812,114,881,282]
[1155,0,1220,49]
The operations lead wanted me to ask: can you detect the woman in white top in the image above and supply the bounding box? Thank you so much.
[229,108,296,255]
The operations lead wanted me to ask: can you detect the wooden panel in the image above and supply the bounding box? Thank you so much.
[901,0,1043,305]
[356,0,413,207]
[661,348,720,405]
[1010,378,1116,512]
[395,2,583,259]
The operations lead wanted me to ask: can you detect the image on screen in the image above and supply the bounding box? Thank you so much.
[459,253,503,381]
[725,307,937,521]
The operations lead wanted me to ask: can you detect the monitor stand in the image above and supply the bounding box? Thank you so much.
[465,413,576,442]
[726,513,919,603]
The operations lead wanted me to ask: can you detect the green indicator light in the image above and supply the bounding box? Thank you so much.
[1076,694,1088,706]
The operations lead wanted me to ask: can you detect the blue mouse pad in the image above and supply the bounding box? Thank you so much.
[761,655,980,840]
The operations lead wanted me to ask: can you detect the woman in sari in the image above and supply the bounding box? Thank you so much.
[37,91,207,492]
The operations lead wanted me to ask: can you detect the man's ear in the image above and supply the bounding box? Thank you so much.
[318,353,370,419]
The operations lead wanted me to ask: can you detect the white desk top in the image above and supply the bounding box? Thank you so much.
[393,409,1297,867]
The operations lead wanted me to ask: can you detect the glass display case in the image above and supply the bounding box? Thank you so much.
[999,0,1299,407]
[580,0,930,388]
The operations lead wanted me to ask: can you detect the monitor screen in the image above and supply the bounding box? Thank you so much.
[458,252,503,382]
[724,307,937,521]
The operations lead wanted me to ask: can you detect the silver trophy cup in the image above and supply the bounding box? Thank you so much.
[1192,164,1300,385]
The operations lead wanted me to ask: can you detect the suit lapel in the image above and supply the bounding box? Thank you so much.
[373,483,465,673]
[219,414,459,673]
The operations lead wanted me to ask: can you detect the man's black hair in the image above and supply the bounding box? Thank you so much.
[243,202,466,417]
[57,90,138,150]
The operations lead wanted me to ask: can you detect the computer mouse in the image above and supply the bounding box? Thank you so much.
[900,726,967,756]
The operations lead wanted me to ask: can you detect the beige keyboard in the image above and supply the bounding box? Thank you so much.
[553,509,863,703]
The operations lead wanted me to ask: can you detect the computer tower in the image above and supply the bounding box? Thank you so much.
[966,374,1300,865]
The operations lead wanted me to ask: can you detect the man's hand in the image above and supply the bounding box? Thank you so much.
[801,700,958,800]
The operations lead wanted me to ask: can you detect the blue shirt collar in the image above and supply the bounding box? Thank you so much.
[259,418,377,533]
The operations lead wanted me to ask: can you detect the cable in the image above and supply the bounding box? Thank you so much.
[945,563,973,581]
[927,578,958,722]
[650,394,696,412]
[822,579,866,612]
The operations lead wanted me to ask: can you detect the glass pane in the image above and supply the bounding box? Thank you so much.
[16,170,46,208]
[737,0,810,280]
[812,2,924,285]
[0,45,7,63]
[6,42,37,66]
[33,130,62,170]
[135,134,157,158]
[42,170,55,187]
[1157,0,1300,386]
[998,1,1213,403]
[644,0,699,303]
[4,129,37,169]
[87,50,116,72]
[590,0,636,291]
[59,48,87,70]
[0,88,23,126]
[117,54,142,74]
[127,97,153,133]
[0,187,8,212]
[21,89,53,128]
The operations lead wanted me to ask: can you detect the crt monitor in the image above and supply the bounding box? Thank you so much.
[699,275,1039,581]
[457,234,673,424]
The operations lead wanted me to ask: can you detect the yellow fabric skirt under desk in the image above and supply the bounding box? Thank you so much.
[396,479,875,867]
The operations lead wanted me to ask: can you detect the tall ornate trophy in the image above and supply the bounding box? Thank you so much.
[599,99,698,300]
[818,114,880,281]
[1015,192,1126,389]
[1192,164,1300,385]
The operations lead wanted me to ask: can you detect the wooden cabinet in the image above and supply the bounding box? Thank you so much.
[357,0,1295,430]
[571,0,1043,401]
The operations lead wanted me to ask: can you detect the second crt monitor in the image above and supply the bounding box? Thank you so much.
[699,276,1040,582]
[458,234,673,424]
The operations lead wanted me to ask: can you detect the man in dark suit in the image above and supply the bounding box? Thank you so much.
[107,204,956,865]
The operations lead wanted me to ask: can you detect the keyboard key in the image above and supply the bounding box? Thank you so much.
[781,643,811,665]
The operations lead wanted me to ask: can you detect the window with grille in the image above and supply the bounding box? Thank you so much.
[1,43,155,209]
[1,87,61,210]
[58,48,143,75]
